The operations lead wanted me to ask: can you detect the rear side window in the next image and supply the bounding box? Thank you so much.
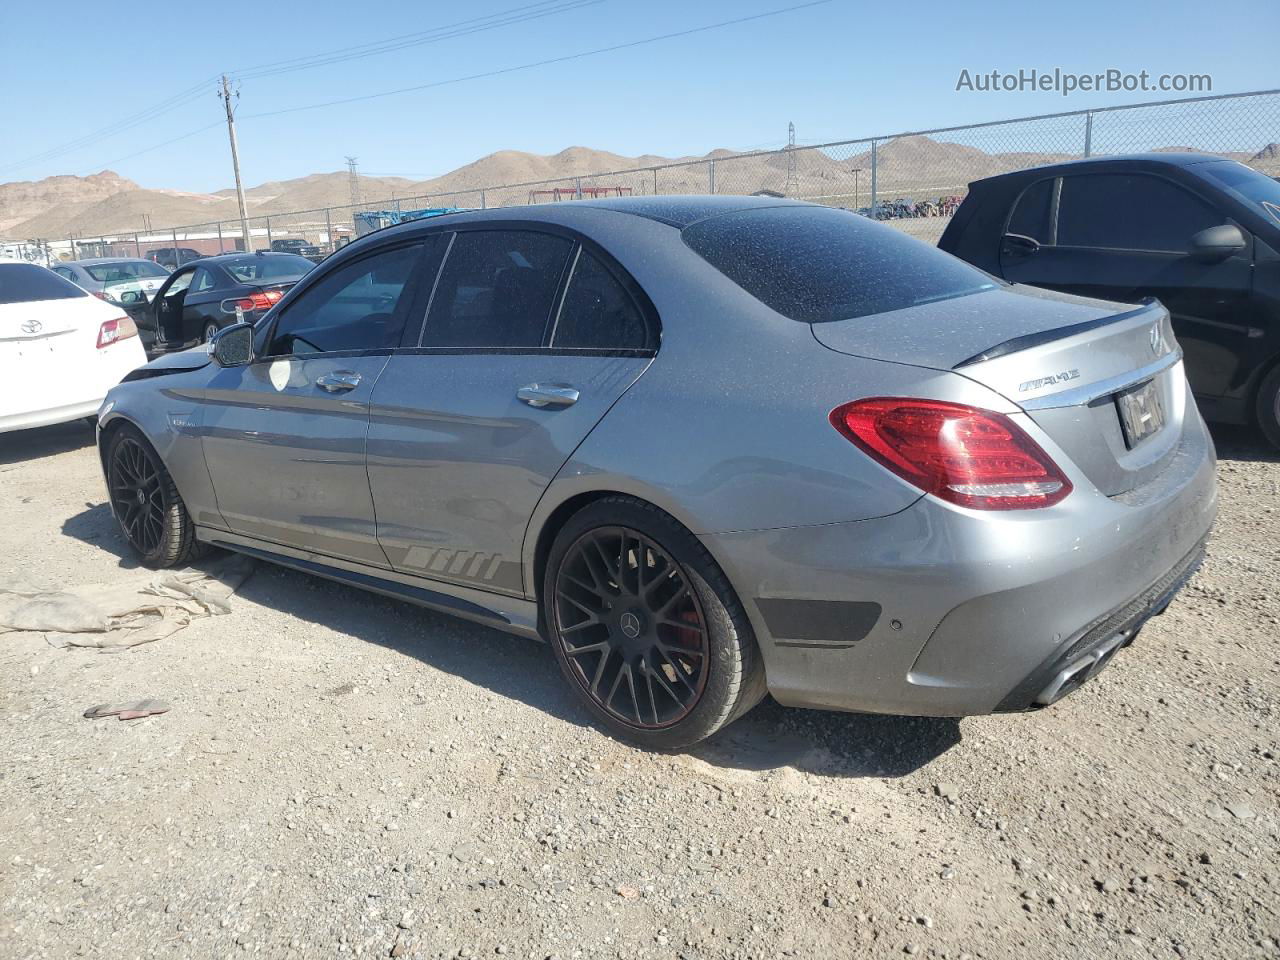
[552,250,650,350]
[421,230,573,347]
[1056,173,1223,252]
[682,206,997,324]
[266,244,421,357]
[0,263,86,304]
[1007,178,1055,243]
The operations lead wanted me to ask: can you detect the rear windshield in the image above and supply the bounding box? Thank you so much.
[84,261,169,282]
[1199,161,1280,228]
[682,205,997,323]
[222,255,313,283]
[0,262,87,304]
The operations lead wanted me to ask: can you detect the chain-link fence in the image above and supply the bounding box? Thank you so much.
[19,88,1279,265]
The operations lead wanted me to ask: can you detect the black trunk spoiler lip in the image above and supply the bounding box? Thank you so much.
[953,298,1163,368]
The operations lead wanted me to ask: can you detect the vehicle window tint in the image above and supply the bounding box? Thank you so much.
[52,267,77,281]
[683,206,998,324]
[192,267,218,293]
[1199,160,1280,228]
[1057,173,1223,251]
[163,270,194,297]
[422,230,573,348]
[266,244,420,357]
[0,263,86,303]
[223,254,313,283]
[1007,178,1055,243]
[84,261,168,282]
[552,250,650,349]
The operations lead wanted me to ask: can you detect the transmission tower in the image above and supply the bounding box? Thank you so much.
[783,121,799,197]
[346,156,363,209]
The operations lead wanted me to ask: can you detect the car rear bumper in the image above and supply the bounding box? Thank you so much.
[700,412,1218,717]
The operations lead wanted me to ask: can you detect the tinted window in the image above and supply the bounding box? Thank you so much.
[1057,173,1223,251]
[162,270,194,297]
[422,230,572,347]
[266,244,420,357]
[682,206,997,324]
[84,261,168,282]
[223,254,313,283]
[552,250,650,349]
[1199,160,1280,228]
[0,263,86,304]
[1007,178,1055,243]
[192,266,219,293]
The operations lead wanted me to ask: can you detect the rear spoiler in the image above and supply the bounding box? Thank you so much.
[953,299,1163,368]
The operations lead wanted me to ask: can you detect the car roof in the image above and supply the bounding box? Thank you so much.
[176,251,305,265]
[972,151,1238,186]
[67,257,157,265]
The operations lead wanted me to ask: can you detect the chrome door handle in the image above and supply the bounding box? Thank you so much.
[315,371,362,393]
[517,383,579,408]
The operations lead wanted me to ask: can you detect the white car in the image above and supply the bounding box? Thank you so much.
[0,259,147,434]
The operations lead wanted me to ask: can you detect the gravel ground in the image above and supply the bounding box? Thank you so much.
[1,421,1277,960]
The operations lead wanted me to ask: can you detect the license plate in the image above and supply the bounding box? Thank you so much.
[1116,379,1165,448]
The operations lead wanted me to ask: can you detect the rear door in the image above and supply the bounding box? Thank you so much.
[199,241,425,566]
[367,227,656,596]
[999,171,1253,398]
[183,265,226,342]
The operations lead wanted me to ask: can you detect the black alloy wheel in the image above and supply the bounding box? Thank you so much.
[108,436,168,556]
[552,525,711,729]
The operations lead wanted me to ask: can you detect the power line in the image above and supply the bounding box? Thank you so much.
[243,1,831,121]
[229,0,603,81]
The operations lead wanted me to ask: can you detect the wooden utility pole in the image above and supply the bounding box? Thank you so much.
[220,75,252,252]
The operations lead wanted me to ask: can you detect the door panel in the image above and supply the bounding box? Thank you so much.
[200,354,392,565]
[367,354,650,595]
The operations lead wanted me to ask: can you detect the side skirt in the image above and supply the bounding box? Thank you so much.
[198,526,542,640]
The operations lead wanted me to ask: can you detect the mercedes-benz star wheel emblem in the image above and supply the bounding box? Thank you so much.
[620,612,641,639]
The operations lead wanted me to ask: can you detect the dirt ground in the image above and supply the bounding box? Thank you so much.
[1,420,1277,960]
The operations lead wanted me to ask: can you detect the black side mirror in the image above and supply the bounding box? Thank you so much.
[210,322,254,367]
[1001,233,1041,258]
[1188,224,1247,263]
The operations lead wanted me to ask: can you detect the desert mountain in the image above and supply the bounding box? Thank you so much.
[6,136,1278,240]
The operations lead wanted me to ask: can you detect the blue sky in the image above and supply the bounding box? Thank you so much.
[0,0,1274,192]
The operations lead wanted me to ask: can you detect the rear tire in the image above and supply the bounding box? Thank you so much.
[1256,364,1280,450]
[542,496,766,750]
[105,425,204,569]
[202,321,220,344]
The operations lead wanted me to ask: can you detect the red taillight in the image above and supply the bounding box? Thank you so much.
[829,397,1072,510]
[221,288,283,315]
[97,316,138,349]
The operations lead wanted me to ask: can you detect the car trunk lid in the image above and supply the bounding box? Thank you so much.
[811,285,1184,497]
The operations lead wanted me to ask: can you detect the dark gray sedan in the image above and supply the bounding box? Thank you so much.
[95,197,1217,748]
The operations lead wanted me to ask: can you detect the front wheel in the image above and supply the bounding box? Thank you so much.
[202,320,220,344]
[1256,364,1280,450]
[105,426,204,569]
[543,497,766,749]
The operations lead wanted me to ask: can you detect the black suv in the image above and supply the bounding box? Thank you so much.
[939,154,1280,446]
[147,247,204,269]
[270,237,324,261]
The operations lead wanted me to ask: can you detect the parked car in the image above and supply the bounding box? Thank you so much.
[1,259,145,433]
[939,154,1280,446]
[270,237,324,261]
[97,197,1216,748]
[52,258,171,305]
[146,247,204,269]
[147,251,315,351]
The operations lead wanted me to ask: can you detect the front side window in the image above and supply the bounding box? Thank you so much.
[683,206,997,324]
[192,267,219,293]
[163,269,194,298]
[265,244,420,357]
[1056,173,1223,252]
[1007,178,1056,243]
[552,250,650,349]
[1199,160,1280,228]
[421,230,573,348]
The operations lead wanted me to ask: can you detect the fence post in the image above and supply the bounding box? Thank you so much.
[69,236,77,260]
[325,208,333,253]
[480,189,487,209]
[869,140,878,213]
[708,159,715,195]
[652,168,658,195]
[266,217,273,250]
[1083,110,1094,157]
[134,233,141,258]
[171,228,179,265]
[575,177,583,200]
[217,221,224,254]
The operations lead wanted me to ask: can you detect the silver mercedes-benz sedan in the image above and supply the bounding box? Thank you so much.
[96,196,1217,748]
